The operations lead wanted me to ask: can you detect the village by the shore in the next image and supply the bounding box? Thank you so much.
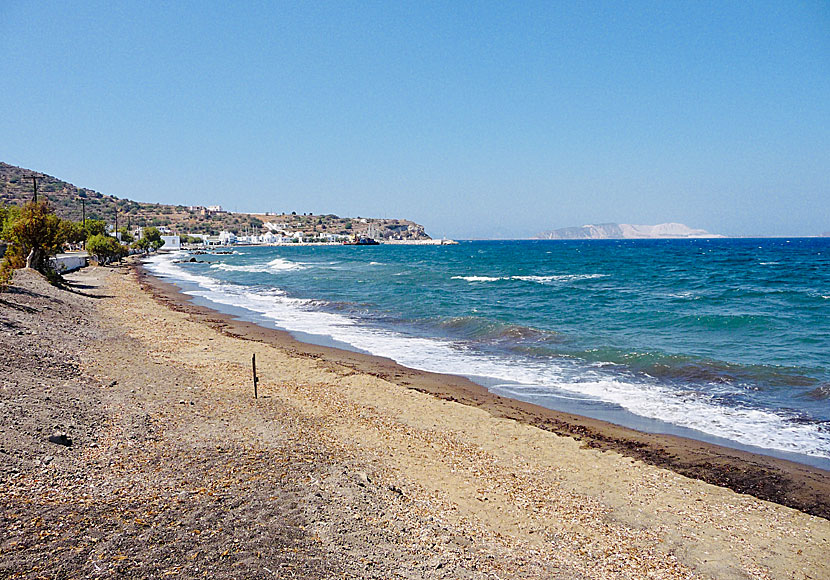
[125,206,457,250]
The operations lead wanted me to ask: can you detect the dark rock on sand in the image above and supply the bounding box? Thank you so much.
[48,432,72,446]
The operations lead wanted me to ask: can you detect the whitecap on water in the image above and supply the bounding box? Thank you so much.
[452,275,502,282]
[452,274,606,284]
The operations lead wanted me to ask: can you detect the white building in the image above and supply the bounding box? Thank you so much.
[218,231,237,245]
[159,235,181,251]
[237,234,261,245]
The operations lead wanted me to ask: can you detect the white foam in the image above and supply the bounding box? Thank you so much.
[512,274,607,284]
[145,252,830,460]
[453,274,607,284]
[267,257,306,270]
[452,275,502,282]
[206,257,306,274]
[666,291,698,300]
[146,252,219,287]
[210,263,271,273]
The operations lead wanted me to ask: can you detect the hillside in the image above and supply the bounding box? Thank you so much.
[0,162,429,239]
[536,222,721,240]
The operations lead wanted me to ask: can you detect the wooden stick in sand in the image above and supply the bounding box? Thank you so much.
[252,353,259,399]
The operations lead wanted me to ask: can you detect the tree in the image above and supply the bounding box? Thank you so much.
[117,227,134,244]
[83,219,107,239]
[86,234,127,264]
[141,227,165,250]
[59,220,86,246]
[179,234,202,245]
[1,201,64,272]
[132,227,165,253]
[131,237,150,253]
[0,205,21,242]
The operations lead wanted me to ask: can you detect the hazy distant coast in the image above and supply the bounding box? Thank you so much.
[535,222,723,240]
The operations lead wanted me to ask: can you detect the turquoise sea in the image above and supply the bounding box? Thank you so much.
[147,239,830,468]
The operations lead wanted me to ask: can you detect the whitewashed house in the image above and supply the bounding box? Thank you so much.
[159,235,181,251]
[218,231,237,245]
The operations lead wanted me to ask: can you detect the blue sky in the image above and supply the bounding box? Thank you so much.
[1,1,827,238]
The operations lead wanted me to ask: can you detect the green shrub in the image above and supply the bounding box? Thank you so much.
[1,202,64,272]
[86,234,126,264]
[83,219,107,239]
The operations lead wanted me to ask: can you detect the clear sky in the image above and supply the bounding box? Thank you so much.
[1,1,827,238]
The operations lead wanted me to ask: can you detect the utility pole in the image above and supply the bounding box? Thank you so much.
[28,174,43,203]
[81,198,86,250]
[115,206,120,263]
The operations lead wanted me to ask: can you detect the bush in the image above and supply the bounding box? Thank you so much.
[0,205,21,233]
[132,237,150,252]
[1,202,64,272]
[131,227,165,253]
[142,227,165,250]
[83,219,107,239]
[180,234,202,245]
[60,220,86,246]
[117,227,134,244]
[86,234,127,264]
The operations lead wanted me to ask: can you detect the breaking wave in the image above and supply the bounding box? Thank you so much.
[452,274,607,284]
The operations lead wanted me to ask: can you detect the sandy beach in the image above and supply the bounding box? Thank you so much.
[1,262,829,579]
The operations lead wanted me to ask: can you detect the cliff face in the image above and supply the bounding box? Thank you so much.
[536,222,720,239]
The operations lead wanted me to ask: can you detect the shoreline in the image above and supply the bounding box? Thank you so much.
[6,264,829,578]
[135,260,830,520]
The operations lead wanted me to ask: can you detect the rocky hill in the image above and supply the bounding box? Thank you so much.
[0,162,429,239]
[535,222,721,240]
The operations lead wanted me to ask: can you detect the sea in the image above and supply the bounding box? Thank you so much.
[146,238,830,469]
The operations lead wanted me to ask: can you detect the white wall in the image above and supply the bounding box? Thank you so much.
[160,235,181,251]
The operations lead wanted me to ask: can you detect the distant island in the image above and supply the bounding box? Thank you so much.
[0,162,430,241]
[535,222,722,240]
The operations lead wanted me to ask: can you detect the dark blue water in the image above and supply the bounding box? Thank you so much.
[148,239,830,466]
